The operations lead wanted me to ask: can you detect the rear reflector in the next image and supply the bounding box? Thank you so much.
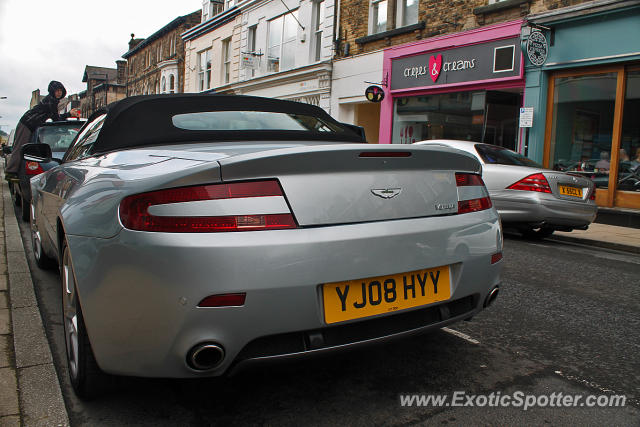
[119,180,298,232]
[359,152,412,158]
[455,173,492,214]
[507,173,552,193]
[458,197,492,214]
[25,161,44,176]
[198,293,246,307]
[491,252,503,264]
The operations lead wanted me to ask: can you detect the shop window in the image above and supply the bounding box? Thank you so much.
[620,69,640,193]
[548,72,617,189]
[392,89,522,149]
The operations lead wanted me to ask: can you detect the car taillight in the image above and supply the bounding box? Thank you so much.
[25,161,44,176]
[456,172,492,214]
[507,173,552,193]
[589,190,596,201]
[119,180,298,232]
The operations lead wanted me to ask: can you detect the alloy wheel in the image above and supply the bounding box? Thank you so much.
[62,248,80,381]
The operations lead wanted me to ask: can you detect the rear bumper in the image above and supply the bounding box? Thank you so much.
[492,192,597,228]
[67,210,502,378]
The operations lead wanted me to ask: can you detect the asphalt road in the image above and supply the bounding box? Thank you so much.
[15,208,640,426]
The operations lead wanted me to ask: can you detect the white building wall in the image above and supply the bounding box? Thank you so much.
[183,17,240,93]
[331,50,384,122]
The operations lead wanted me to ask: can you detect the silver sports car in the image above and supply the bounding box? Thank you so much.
[25,95,502,398]
[414,140,597,238]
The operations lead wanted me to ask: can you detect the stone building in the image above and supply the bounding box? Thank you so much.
[123,11,201,96]
[78,64,127,117]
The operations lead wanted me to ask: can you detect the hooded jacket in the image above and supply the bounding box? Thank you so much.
[19,81,71,131]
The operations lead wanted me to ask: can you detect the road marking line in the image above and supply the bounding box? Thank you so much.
[442,327,480,345]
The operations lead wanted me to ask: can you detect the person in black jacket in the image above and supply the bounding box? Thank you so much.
[5,80,80,176]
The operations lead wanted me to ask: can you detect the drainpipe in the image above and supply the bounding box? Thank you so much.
[334,0,340,57]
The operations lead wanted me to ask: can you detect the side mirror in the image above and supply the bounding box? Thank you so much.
[22,143,52,163]
[341,123,367,142]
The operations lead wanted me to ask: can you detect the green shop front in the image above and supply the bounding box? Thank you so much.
[523,0,640,209]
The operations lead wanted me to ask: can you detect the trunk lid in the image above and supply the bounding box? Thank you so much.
[217,144,481,226]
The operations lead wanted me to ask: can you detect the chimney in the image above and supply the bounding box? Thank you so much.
[129,33,144,50]
[116,60,127,85]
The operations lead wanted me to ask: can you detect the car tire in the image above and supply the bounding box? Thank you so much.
[12,187,20,207]
[30,204,55,269]
[521,227,555,239]
[61,239,112,399]
[20,193,30,222]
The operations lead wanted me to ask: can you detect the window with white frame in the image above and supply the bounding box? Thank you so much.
[370,0,387,34]
[170,74,175,93]
[203,0,224,19]
[225,0,234,9]
[198,49,212,91]
[222,38,231,84]
[398,0,418,27]
[312,0,324,62]
[370,0,420,35]
[247,25,257,77]
[268,11,298,73]
[162,76,166,93]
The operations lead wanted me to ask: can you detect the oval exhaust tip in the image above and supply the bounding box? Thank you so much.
[484,287,499,308]
[188,343,225,370]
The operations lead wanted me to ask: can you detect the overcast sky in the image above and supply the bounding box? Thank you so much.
[0,0,201,132]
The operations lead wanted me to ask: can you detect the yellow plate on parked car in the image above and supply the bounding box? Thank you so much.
[558,185,583,198]
[323,265,451,324]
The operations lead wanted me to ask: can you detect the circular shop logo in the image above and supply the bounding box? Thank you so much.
[365,85,385,103]
[527,31,548,66]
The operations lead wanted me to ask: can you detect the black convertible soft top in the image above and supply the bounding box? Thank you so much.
[87,94,365,155]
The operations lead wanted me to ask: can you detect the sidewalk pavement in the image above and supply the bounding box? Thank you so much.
[0,167,69,426]
[0,166,638,426]
[551,222,640,254]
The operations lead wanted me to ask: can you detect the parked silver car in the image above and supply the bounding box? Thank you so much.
[414,140,597,238]
[26,95,503,398]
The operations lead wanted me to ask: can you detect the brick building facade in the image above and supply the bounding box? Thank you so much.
[78,64,127,117]
[336,0,589,58]
[123,11,201,96]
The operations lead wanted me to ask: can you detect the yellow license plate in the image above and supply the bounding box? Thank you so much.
[323,266,451,324]
[558,185,583,197]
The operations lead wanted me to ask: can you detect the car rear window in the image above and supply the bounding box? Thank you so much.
[475,144,542,168]
[172,111,345,133]
[37,124,82,152]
